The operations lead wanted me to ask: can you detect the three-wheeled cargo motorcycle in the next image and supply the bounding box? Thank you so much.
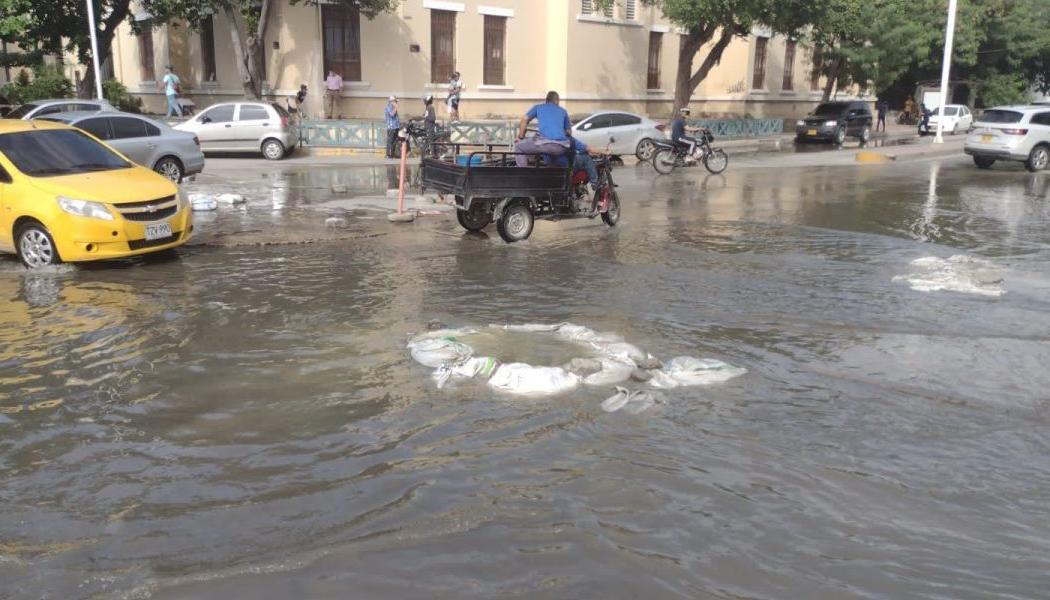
[419,139,621,243]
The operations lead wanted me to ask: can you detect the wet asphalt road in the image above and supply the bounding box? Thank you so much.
[2,155,1050,599]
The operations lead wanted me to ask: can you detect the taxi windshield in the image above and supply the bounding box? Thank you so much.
[0,129,130,177]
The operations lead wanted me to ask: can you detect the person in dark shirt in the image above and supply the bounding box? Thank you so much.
[423,95,437,156]
[876,99,888,132]
[670,108,706,158]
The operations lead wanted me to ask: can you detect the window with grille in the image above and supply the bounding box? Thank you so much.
[430,9,456,83]
[647,31,662,89]
[625,0,637,19]
[483,15,505,85]
[137,22,155,82]
[201,16,216,82]
[603,1,613,17]
[810,46,822,91]
[581,0,593,13]
[752,37,768,90]
[782,40,796,91]
[322,5,362,81]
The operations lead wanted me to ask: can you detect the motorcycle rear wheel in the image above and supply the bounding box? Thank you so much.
[652,149,677,174]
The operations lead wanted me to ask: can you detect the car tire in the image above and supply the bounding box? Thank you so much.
[496,200,534,243]
[858,126,871,142]
[456,199,492,231]
[154,156,184,183]
[262,139,286,161]
[635,138,657,162]
[1025,145,1050,172]
[951,123,959,135]
[834,127,847,145]
[16,221,62,269]
[973,156,996,169]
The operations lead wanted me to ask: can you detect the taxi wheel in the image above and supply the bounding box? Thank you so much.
[16,222,62,269]
[154,156,184,183]
[262,139,286,161]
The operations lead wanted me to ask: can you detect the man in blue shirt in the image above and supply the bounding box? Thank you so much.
[514,91,572,167]
[385,96,401,158]
[670,107,706,159]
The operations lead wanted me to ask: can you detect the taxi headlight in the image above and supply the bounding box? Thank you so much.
[57,196,114,221]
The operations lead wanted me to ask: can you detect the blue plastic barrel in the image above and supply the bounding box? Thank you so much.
[456,154,484,166]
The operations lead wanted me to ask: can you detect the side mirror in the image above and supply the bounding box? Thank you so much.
[582,122,592,130]
[200,116,212,124]
[0,167,10,184]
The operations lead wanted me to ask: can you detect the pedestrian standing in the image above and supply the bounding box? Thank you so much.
[447,71,463,122]
[324,70,343,119]
[160,65,182,118]
[385,96,401,159]
[423,94,437,156]
[876,99,888,132]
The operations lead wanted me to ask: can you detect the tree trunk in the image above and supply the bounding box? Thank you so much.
[821,55,843,102]
[77,0,131,99]
[673,25,737,115]
[224,6,258,99]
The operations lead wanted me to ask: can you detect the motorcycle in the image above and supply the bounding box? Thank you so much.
[651,130,728,175]
[405,118,452,158]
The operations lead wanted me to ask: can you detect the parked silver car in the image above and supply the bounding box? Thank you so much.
[174,102,299,160]
[571,111,666,159]
[6,98,116,120]
[38,111,205,182]
[964,105,1050,172]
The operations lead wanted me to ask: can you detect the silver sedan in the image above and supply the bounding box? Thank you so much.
[571,111,667,159]
[37,111,205,182]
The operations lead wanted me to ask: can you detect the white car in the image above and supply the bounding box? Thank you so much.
[926,104,974,135]
[571,111,665,159]
[6,98,116,120]
[174,102,299,160]
[964,105,1050,172]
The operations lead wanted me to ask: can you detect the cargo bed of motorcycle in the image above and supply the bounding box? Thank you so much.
[420,145,574,210]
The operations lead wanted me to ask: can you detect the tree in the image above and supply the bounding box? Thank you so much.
[596,0,822,113]
[146,0,397,100]
[0,0,133,98]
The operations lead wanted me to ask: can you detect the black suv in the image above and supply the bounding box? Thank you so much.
[795,101,873,144]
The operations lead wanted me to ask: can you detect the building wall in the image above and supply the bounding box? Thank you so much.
[109,0,861,120]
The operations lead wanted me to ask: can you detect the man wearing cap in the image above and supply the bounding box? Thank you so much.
[324,70,343,119]
[385,96,402,159]
[160,66,182,118]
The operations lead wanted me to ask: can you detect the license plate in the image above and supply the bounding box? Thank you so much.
[145,222,172,240]
[981,134,993,143]
[807,129,818,136]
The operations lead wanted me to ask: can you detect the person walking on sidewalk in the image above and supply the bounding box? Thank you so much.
[160,66,182,118]
[514,90,571,167]
[446,72,463,122]
[385,96,402,159]
[423,94,437,157]
[876,99,888,133]
[324,70,343,119]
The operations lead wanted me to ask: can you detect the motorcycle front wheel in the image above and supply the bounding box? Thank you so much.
[652,149,677,174]
[703,148,728,174]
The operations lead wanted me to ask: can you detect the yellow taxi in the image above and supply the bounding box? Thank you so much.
[0,119,192,268]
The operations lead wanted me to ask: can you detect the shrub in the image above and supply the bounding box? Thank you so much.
[1,67,74,104]
[103,79,143,113]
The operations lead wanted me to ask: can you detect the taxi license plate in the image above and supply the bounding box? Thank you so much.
[145,223,172,241]
[981,134,993,143]
[807,129,818,136]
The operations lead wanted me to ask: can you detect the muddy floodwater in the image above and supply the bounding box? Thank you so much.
[3,158,1050,599]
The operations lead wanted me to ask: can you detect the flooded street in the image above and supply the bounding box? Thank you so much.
[3,157,1050,599]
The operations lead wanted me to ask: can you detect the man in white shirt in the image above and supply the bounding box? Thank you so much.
[324,70,343,119]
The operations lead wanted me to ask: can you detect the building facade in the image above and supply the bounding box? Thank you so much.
[110,0,851,120]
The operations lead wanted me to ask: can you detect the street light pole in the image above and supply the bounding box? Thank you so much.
[85,0,104,100]
[933,0,958,144]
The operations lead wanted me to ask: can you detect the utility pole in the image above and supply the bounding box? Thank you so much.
[933,0,958,144]
[86,0,104,100]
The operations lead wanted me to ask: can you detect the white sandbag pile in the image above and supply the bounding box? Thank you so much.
[188,193,218,211]
[407,322,746,408]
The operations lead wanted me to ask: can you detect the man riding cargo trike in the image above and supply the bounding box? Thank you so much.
[419,91,621,243]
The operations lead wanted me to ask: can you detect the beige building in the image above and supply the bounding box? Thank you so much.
[110,0,855,120]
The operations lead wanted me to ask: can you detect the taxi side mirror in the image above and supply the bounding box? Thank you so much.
[0,166,10,184]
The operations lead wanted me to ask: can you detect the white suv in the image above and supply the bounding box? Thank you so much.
[964,105,1050,172]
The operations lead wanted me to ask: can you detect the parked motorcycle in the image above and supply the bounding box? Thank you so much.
[651,130,728,175]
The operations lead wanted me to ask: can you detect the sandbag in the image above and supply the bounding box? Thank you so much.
[591,341,647,364]
[582,358,636,386]
[601,387,632,412]
[488,363,580,395]
[555,323,624,345]
[622,390,660,414]
[189,194,217,211]
[661,356,746,385]
[490,323,561,333]
[431,356,500,388]
[408,337,473,368]
[217,193,246,205]
[648,370,681,389]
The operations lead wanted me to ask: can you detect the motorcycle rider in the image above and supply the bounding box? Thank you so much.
[514,91,572,167]
[670,107,707,160]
